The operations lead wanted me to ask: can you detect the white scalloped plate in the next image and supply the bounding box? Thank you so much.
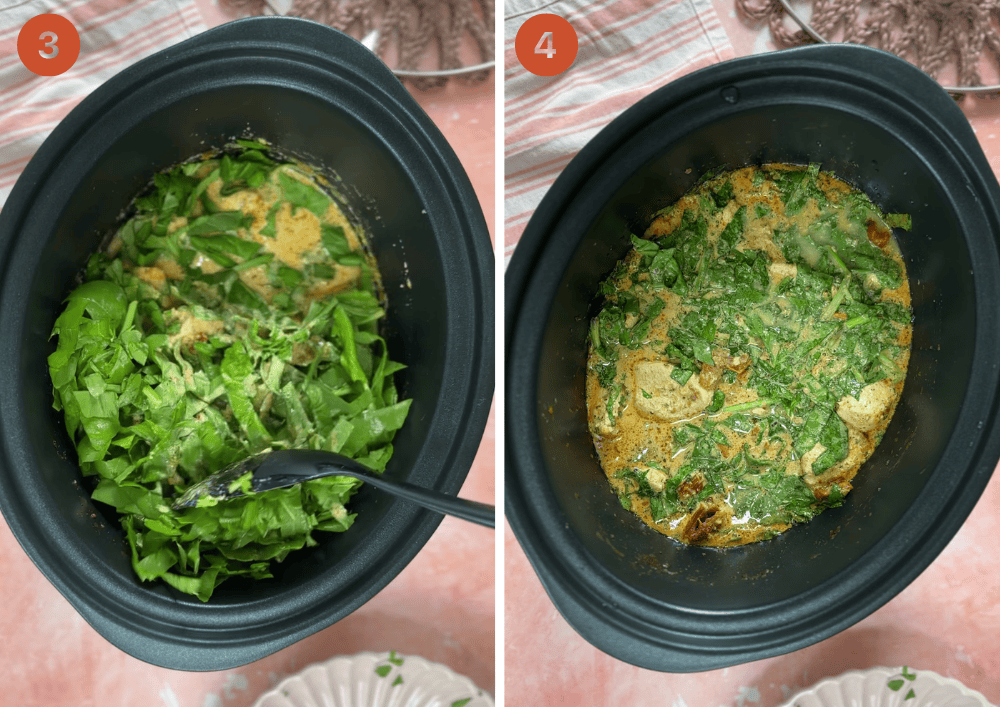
[253,651,494,707]
[780,667,996,707]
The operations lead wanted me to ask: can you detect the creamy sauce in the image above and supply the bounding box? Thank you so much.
[586,165,912,546]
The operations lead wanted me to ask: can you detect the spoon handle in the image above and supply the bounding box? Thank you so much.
[321,465,495,528]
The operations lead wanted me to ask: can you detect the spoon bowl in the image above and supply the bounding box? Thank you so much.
[174,449,495,528]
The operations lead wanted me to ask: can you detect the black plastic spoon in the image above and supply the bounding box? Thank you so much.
[172,449,494,528]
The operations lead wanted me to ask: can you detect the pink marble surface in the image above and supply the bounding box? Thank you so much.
[504,3,1000,705]
[0,3,495,706]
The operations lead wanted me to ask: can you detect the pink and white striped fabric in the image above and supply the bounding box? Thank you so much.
[0,0,207,209]
[503,0,734,263]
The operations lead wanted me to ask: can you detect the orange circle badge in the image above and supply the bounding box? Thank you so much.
[514,13,578,77]
[18,14,81,77]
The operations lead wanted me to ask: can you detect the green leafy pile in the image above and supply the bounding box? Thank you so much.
[591,165,911,535]
[48,144,410,600]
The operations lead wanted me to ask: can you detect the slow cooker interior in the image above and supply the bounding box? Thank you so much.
[20,86,447,603]
[535,104,973,610]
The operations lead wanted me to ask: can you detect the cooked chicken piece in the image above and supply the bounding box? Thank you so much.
[167,309,225,347]
[768,261,797,285]
[135,266,167,290]
[633,361,713,421]
[699,364,722,389]
[836,380,894,432]
[641,465,668,493]
[591,383,627,438]
[800,442,827,476]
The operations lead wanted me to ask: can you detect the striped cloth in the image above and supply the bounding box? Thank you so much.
[503,0,734,262]
[0,0,207,209]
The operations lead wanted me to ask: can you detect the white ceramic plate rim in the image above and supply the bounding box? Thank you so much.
[252,650,494,707]
[778,666,996,707]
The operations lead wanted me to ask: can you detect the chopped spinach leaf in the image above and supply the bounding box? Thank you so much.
[587,163,912,546]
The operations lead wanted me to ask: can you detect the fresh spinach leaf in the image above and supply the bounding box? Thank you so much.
[48,146,409,601]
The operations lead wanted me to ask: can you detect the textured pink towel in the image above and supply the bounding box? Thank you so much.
[0,0,207,209]
[503,0,734,262]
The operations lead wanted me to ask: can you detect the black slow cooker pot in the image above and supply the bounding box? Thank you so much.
[0,17,493,670]
[506,45,1000,671]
